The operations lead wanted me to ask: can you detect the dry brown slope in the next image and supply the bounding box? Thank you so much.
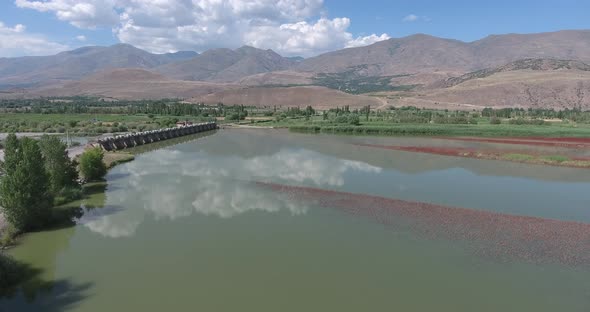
[155,46,294,82]
[0,44,196,88]
[396,70,590,110]
[297,30,590,76]
[29,68,241,99]
[189,86,383,110]
[237,71,313,86]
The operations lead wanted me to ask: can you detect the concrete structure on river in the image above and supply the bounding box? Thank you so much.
[97,122,217,151]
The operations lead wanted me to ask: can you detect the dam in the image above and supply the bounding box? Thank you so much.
[97,122,218,151]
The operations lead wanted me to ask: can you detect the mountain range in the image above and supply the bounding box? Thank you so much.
[1,30,590,110]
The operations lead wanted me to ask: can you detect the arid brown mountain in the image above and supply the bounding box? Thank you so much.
[18,68,384,109]
[188,86,385,110]
[0,44,197,89]
[433,58,590,88]
[297,30,590,76]
[27,68,239,99]
[1,30,590,111]
[387,59,590,110]
[154,46,295,82]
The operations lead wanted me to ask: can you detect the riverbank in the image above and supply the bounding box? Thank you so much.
[0,149,133,243]
[102,152,135,168]
[357,143,590,169]
[287,123,590,138]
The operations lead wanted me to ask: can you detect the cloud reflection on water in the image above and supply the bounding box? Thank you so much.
[81,148,381,238]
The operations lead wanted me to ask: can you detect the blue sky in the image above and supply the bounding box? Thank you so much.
[328,0,589,41]
[0,0,588,57]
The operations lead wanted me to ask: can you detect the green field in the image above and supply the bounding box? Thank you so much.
[0,113,207,136]
[1,97,590,138]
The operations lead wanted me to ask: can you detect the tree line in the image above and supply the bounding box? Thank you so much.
[0,98,257,119]
[0,135,109,293]
[0,135,106,232]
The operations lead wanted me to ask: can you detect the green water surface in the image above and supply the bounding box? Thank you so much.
[2,129,589,311]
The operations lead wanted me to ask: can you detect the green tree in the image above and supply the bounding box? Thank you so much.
[0,137,53,231]
[348,114,360,126]
[79,147,107,181]
[1,134,20,176]
[38,135,80,200]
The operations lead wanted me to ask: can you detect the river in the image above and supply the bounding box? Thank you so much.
[1,129,589,311]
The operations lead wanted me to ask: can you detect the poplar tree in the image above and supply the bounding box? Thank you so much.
[0,136,53,231]
[38,135,79,196]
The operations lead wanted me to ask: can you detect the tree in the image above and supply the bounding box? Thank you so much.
[0,137,53,231]
[38,135,79,196]
[78,147,107,181]
[348,114,360,126]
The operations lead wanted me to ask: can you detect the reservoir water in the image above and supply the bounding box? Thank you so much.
[2,129,589,311]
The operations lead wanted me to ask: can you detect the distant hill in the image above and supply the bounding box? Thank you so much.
[390,60,590,110]
[436,58,590,88]
[296,30,590,76]
[2,30,590,111]
[0,44,196,88]
[189,86,384,110]
[155,46,295,82]
[26,68,240,99]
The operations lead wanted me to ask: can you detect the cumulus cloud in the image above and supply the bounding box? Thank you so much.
[402,14,418,22]
[15,0,390,56]
[76,35,87,41]
[245,18,390,56]
[78,147,381,237]
[346,33,390,48]
[15,0,119,28]
[0,20,68,57]
[402,14,430,23]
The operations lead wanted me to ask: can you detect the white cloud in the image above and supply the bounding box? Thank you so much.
[15,0,389,57]
[346,33,390,48]
[15,0,119,28]
[402,14,430,23]
[0,21,68,57]
[76,35,87,41]
[77,147,381,237]
[402,14,418,22]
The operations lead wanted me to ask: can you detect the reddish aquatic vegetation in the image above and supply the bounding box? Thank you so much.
[355,143,590,166]
[437,137,590,149]
[256,181,590,267]
[521,137,590,143]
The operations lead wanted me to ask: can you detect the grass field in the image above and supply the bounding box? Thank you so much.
[0,113,207,135]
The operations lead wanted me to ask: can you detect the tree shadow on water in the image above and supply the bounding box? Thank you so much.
[42,181,111,232]
[0,260,93,312]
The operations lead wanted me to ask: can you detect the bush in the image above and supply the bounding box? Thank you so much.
[226,113,242,121]
[54,186,84,206]
[348,114,360,125]
[334,115,348,124]
[79,147,107,181]
[508,118,547,126]
[433,116,472,124]
[0,224,17,247]
[490,117,502,124]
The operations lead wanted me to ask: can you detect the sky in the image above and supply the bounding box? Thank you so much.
[0,0,588,58]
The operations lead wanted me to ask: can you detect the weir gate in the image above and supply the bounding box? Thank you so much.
[97,122,218,151]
